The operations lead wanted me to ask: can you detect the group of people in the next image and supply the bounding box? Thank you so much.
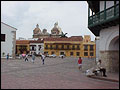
[20,53,46,65]
[6,52,46,65]
[77,57,107,77]
[24,53,45,64]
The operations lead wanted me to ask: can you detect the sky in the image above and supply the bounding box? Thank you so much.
[1,1,95,41]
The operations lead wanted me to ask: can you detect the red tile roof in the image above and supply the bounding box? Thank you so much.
[16,39,43,44]
[44,36,83,41]
[16,40,30,44]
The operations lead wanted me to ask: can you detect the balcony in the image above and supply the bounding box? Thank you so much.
[54,48,72,50]
[88,4,119,36]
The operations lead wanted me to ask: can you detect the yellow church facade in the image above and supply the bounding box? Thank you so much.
[44,35,96,58]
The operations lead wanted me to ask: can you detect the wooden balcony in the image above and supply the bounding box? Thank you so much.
[88,4,119,36]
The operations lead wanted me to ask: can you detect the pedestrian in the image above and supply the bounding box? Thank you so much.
[61,55,64,59]
[32,53,35,63]
[41,53,45,65]
[19,54,22,59]
[78,57,82,70]
[6,53,9,60]
[25,54,28,62]
[22,53,26,59]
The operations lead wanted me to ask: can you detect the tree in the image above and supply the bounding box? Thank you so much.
[60,32,68,38]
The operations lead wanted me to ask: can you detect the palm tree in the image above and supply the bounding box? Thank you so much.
[60,32,68,38]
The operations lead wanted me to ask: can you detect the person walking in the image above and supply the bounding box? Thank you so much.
[41,53,45,65]
[78,57,82,70]
[32,53,35,63]
[25,54,29,62]
[19,54,22,59]
[6,53,9,60]
[22,53,26,59]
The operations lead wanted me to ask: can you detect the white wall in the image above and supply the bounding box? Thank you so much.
[1,22,16,58]
[30,43,44,54]
[99,25,119,51]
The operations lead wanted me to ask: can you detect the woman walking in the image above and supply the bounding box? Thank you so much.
[25,54,29,62]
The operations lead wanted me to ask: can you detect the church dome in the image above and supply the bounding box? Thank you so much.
[51,22,62,35]
[33,24,41,34]
[42,29,49,35]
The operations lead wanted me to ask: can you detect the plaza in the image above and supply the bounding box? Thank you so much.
[1,57,119,89]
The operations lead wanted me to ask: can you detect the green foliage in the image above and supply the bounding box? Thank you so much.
[60,32,68,38]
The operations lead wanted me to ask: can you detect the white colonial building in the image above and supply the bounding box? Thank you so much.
[88,1,119,72]
[1,22,17,59]
[29,39,44,55]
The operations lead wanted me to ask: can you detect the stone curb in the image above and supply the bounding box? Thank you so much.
[89,76,119,82]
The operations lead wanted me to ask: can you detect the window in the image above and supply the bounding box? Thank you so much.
[90,52,94,56]
[76,52,80,56]
[70,52,73,56]
[90,45,94,51]
[1,34,5,41]
[51,51,54,54]
[72,45,75,50]
[60,52,64,55]
[84,45,88,51]
[32,46,36,51]
[45,45,48,49]
[50,45,53,49]
[84,52,88,56]
[67,45,69,49]
[32,46,34,50]
[38,45,41,51]
[30,45,36,51]
[61,45,64,49]
[56,45,58,49]
[77,45,80,50]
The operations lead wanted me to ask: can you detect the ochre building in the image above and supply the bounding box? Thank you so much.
[44,35,96,58]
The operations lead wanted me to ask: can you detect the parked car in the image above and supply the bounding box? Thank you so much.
[59,55,65,58]
[49,54,57,58]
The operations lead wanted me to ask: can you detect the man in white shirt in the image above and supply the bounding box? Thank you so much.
[96,60,107,77]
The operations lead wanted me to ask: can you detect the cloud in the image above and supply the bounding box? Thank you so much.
[1,1,95,41]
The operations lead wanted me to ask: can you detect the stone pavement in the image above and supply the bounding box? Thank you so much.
[1,57,119,89]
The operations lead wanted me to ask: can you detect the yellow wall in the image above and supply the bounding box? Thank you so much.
[44,40,96,58]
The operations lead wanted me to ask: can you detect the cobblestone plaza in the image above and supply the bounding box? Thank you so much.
[1,57,119,89]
